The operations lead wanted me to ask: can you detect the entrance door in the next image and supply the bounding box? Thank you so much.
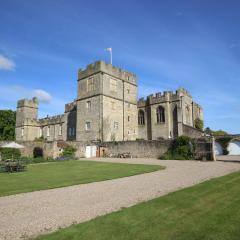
[85,145,97,158]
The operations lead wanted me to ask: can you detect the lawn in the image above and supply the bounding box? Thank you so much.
[35,170,240,240]
[0,160,162,197]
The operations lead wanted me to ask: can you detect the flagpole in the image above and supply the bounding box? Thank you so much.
[105,47,112,65]
[110,49,112,65]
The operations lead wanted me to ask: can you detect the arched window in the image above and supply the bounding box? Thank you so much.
[156,106,165,123]
[138,110,145,125]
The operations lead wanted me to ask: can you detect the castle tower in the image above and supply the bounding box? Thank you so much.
[15,97,39,141]
[76,61,138,142]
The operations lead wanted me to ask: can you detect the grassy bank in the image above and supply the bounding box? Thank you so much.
[0,160,162,197]
[36,170,240,240]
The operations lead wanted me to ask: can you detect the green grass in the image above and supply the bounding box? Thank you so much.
[0,160,162,197]
[35,171,240,240]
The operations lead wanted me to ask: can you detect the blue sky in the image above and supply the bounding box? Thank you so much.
[0,0,240,133]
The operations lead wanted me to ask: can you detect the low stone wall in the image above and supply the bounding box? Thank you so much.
[183,124,203,138]
[193,138,213,160]
[0,138,214,160]
[100,140,172,158]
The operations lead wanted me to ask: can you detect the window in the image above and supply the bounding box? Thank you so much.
[114,121,119,129]
[85,122,91,130]
[128,116,130,122]
[128,130,130,135]
[186,106,191,125]
[86,101,91,109]
[110,78,117,92]
[21,128,24,137]
[72,127,75,136]
[128,103,130,108]
[156,106,165,123]
[68,127,72,136]
[47,126,50,137]
[127,89,130,94]
[59,125,62,136]
[87,77,95,92]
[138,110,145,125]
[39,127,43,137]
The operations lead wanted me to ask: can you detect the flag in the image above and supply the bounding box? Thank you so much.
[105,47,112,52]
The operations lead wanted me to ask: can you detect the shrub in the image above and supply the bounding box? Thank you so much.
[34,136,44,142]
[216,137,232,155]
[20,156,55,164]
[159,136,195,160]
[62,146,76,157]
[194,118,204,130]
[0,148,21,160]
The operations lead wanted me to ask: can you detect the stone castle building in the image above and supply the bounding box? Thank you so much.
[15,61,203,142]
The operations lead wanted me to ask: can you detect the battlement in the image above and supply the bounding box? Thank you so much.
[78,60,137,85]
[65,101,77,113]
[38,114,64,125]
[17,97,38,109]
[23,118,39,126]
[137,88,192,106]
[176,88,192,98]
[193,101,202,109]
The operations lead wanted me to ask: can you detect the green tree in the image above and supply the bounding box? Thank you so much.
[212,129,228,136]
[0,110,16,140]
[204,127,228,137]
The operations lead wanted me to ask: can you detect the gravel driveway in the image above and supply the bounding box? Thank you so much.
[0,158,240,240]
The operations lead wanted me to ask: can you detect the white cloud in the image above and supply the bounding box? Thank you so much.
[0,84,69,118]
[32,89,52,103]
[0,55,16,70]
[0,85,53,104]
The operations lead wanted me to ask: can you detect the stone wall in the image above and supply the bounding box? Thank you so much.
[100,140,172,158]
[182,124,203,138]
[193,138,214,160]
[0,137,213,160]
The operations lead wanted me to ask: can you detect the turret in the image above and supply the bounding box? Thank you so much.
[16,97,38,127]
[15,97,39,141]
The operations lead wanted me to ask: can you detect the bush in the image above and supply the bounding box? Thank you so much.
[159,136,195,160]
[0,148,21,160]
[216,137,232,155]
[20,156,55,164]
[62,146,76,157]
[194,118,204,130]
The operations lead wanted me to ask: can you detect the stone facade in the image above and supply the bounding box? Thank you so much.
[15,61,203,142]
[137,88,203,140]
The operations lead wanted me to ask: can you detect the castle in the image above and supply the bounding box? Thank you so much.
[15,61,203,142]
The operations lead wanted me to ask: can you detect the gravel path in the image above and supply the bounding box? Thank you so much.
[0,158,240,240]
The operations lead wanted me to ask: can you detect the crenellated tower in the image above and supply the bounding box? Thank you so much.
[15,97,39,141]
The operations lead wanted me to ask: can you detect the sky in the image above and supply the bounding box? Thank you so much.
[0,0,240,133]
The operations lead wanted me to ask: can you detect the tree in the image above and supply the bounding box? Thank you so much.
[204,127,212,135]
[204,127,228,137]
[0,110,16,140]
[212,130,228,136]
